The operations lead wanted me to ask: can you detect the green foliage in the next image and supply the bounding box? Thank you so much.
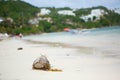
[0,0,39,27]
[104,10,120,25]
[39,21,52,32]
[0,1,120,34]
[82,21,100,28]
[74,8,91,17]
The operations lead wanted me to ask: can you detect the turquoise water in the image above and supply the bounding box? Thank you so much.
[24,26,120,58]
[24,26,120,44]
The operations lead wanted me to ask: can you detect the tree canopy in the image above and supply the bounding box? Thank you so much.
[0,0,120,35]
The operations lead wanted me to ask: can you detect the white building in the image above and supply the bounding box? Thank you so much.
[28,18,39,25]
[58,10,75,16]
[80,9,107,22]
[36,8,51,16]
[28,17,52,25]
[40,8,51,15]
[114,8,120,14]
[0,18,3,23]
[91,9,105,16]
[6,17,13,23]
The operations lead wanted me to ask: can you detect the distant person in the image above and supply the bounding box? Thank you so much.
[19,33,23,38]
[4,33,9,38]
[15,33,23,39]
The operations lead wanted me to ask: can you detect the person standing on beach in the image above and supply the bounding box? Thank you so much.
[19,33,23,38]
[15,33,23,39]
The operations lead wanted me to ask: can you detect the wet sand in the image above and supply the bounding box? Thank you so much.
[0,39,120,80]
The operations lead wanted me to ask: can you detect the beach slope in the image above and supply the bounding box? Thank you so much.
[0,39,120,80]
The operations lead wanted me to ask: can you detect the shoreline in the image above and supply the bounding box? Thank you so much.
[0,38,120,80]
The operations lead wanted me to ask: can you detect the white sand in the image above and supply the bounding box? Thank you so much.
[0,39,120,80]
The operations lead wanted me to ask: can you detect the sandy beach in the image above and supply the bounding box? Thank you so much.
[0,38,120,80]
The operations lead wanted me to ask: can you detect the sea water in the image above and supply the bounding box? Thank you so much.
[24,26,120,58]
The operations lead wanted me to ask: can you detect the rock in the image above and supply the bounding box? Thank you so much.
[32,55,51,70]
[17,47,23,50]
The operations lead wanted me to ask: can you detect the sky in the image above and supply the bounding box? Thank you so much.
[23,0,120,9]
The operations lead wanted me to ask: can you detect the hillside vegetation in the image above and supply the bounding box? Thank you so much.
[0,0,120,34]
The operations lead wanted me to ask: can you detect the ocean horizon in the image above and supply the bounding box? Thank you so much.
[24,26,120,58]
